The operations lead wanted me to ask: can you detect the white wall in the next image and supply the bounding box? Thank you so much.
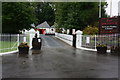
[55,33,111,52]
[118,1,120,15]
[22,29,36,35]
[55,33,73,46]
[39,28,55,34]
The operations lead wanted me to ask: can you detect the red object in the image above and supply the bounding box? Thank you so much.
[37,29,40,31]
[42,29,44,34]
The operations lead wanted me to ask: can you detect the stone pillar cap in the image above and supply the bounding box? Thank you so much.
[75,30,83,35]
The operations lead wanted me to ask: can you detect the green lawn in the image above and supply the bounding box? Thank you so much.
[0,41,18,53]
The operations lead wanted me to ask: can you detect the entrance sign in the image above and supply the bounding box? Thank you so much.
[99,17,120,34]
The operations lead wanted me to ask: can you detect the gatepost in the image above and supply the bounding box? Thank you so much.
[67,29,70,34]
[73,34,76,48]
[72,29,76,47]
[75,30,83,48]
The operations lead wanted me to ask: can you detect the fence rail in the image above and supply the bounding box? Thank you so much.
[55,33,120,51]
[55,33,73,46]
[0,34,34,53]
[82,34,120,50]
[1,33,120,53]
[82,35,96,49]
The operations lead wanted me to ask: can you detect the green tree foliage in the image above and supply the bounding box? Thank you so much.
[35,2,55,26]
[54,2,107,30]
[83,25,99,35]
[2,2,37,33]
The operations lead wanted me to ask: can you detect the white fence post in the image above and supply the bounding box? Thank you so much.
[23,37,26,42]
[17,34,19,47]
[76,34,79,48]
[67,29,70,34]
[29,34,32,49]
[29,34,34,49]
[55,33,58,37]
[95,35,97,49]
[80,35,82,48]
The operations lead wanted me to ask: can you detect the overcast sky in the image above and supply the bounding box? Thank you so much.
[106,0,120,16]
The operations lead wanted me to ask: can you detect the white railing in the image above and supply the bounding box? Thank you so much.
[81,35,96,49]
[55,33,120,52]
[1,33,119,54]
[55,33,73,46]
[96,34,120,49]
[0,34,18,53]
[81,34,120,50]
[0,34,35,54]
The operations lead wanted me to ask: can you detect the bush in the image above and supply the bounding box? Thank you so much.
[83,25,98,35]
[55,28,62,33]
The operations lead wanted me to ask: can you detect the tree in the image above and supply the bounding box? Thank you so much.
[54,2,108,30]
[2,2,37,33]
[35,2,55,26]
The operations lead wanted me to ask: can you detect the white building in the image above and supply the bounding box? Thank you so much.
[118,1,120,16]
[36,21,55,35]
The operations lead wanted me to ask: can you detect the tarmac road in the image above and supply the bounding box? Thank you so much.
[2,35,119,79]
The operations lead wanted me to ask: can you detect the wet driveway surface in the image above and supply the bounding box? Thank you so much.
[2,35,119,78]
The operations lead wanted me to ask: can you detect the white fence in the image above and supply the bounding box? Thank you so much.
[0,33,119,54]
[81,35,96,49]
[82,34,120,50]
[0,34,35,54]
[55,33,120,52]
[55,33,73,46]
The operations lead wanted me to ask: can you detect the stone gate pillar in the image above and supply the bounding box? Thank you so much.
[75,30,83,48]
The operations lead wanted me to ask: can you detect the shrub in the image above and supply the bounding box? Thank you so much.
[18,42,29,47]
[55,28,62,33]
[83,25,98,35]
